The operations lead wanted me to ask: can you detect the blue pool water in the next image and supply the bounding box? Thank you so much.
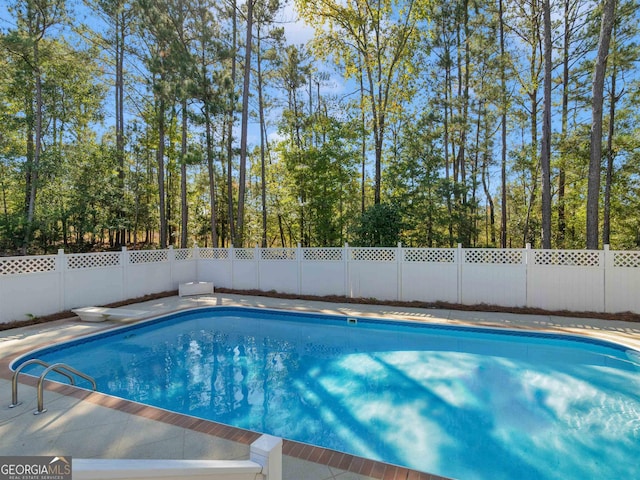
[13,307,640,480]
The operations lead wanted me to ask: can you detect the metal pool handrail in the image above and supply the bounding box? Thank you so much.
[10,359,76,407]
[9,358,97,414]
[35,363,97,414]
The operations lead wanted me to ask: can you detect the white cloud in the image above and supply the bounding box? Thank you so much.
[278,1,315,46]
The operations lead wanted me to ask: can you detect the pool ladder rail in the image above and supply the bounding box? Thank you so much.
[9,359,97,415]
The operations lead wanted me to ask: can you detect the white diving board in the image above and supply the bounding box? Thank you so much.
[72,307,148,323]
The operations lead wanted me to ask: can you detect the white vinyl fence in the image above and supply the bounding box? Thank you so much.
[0,247,197,324]
[1,244,640,323]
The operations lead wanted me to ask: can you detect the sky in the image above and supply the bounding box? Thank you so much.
[279,1,314,45]
[0,0,348,113]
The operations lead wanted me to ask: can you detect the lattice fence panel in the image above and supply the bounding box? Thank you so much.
[129,250,168,264]
[234,249,255,260]
[534,250,601,267]
[403,249,456,263]
[613,251,640,268]
[67,252,121,270]
[199,248,229,260]
[303,248,343,261]
[0,256,57,275]
[350,248,396,262]
[261,248,297,261]
[174,249,193,261]
[465,249,523,264]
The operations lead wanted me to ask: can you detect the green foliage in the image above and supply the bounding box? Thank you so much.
[276,116,360,247]
[352,203,402,247]
[0,0,639,253]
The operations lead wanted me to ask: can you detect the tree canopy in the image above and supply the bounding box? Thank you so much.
[1,0,639,254]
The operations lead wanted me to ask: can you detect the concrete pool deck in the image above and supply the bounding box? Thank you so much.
[1,293,639,480]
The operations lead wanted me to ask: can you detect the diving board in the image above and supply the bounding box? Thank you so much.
[72,307,148,323]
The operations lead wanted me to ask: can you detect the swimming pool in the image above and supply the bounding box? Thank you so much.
[13,306,640,480]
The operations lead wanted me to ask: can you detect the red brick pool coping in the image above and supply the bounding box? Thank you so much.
[0,324,450,480]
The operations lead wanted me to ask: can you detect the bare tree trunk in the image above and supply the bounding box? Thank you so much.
[522,5,541,248]
[0,163,9,229]
[442,15,454,247]
[257,26,267,248]
[523,87,539,247]
[359,57,366,215]
[482,156,496,246]
[558,0,571,248]
[476,100,496,247]
[499,0,508,248]
[22,93,34,255]
[115,5,126,247]
[23,39,43,254]
[603,35,620,247]
[557,0,580,247]
[367,64,383,206]
[277,211,286,247]
[586,0,616,249]
[226,0,238,246]
[205,106,218,248]
[540,0,553,248]
[236,0,253,247]
[180,98,188,248]
[450,0,471,245]
[157,95,167,249]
